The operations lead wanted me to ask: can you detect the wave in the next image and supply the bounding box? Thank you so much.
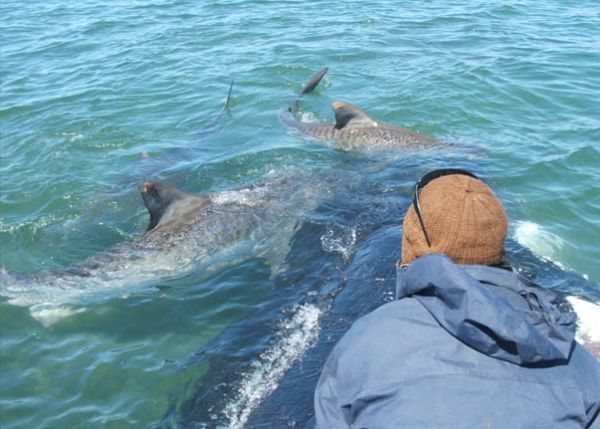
[514,220,599,358]
[222,303,322,429]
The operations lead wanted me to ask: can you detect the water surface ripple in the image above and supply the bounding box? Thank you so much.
[1,1,599,428]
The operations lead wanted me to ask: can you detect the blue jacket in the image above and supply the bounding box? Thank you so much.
[314,254,600,428]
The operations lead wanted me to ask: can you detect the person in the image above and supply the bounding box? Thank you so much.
[313,169,600,429]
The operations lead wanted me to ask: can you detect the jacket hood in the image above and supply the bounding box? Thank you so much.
[396,254,576,365]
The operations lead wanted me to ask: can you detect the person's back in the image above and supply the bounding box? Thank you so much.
[315,254,600,428]
[314,170,600,429]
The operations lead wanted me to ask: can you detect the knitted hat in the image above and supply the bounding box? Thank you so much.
[401,174,508,266]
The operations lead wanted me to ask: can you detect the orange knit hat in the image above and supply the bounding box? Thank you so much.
[401,174,508,266]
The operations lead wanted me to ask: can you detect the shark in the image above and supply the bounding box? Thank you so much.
[0,175,321,325]
[280,68,440,152]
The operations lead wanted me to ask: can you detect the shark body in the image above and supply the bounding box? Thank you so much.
[281,68,439,151]
[1,176,317,324]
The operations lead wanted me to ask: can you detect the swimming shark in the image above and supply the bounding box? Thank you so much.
[0,175,321,325]
[280,68,440,152]
[137,79,235,169]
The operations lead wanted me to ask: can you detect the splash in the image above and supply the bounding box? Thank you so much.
[29,304,86,328]
[298,111,318,123]
[0,214,64,234]
[222,303,322,429]
[211,188,263,207]
[514,220,599,358]
[321,225,357,262]
[567,296,600,359]
[514,221,565,268]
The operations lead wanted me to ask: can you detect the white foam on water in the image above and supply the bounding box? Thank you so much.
[514,221,566,268]
[211,188,260,206]
[513,220,594,280]
[29,304,86,327]
[222,303,322,429]
[321,226,357,262]
[59,131,84,142]
[298,111,318,123]
[514,220,599,357]
[0,214,62,234]
[568,296,600,344]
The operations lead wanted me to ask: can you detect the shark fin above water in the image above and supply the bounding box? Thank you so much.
[141,181,210,232]
[332,101,378,130]
[224,79,234,110]
[288,67,329,113]
[281,68,440,151]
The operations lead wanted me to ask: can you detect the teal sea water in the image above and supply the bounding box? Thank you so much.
[1,1,599,428]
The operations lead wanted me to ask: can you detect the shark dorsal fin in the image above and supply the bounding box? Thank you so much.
[141,182,209,231]
[332,102,378,130]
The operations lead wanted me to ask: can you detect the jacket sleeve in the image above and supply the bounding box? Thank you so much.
[313,345,350,429]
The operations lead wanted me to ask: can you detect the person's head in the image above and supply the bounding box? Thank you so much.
[401,169,508,267]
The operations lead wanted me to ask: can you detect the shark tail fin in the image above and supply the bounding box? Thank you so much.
[300,67,328,96]
[224,79,234,110]
[192,79,234,138]
[288,67,328,113]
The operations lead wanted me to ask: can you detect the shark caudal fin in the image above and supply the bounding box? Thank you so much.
[299,67,328,97]
[224,79,234,110]
[288,67,328,113]
[191,79,235,139]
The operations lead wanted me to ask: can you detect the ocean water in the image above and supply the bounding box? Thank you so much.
[1,1,599,428]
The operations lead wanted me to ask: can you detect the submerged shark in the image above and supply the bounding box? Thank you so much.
[1,175,321,325]
[280,68,440,152]
[137,79,235,170]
